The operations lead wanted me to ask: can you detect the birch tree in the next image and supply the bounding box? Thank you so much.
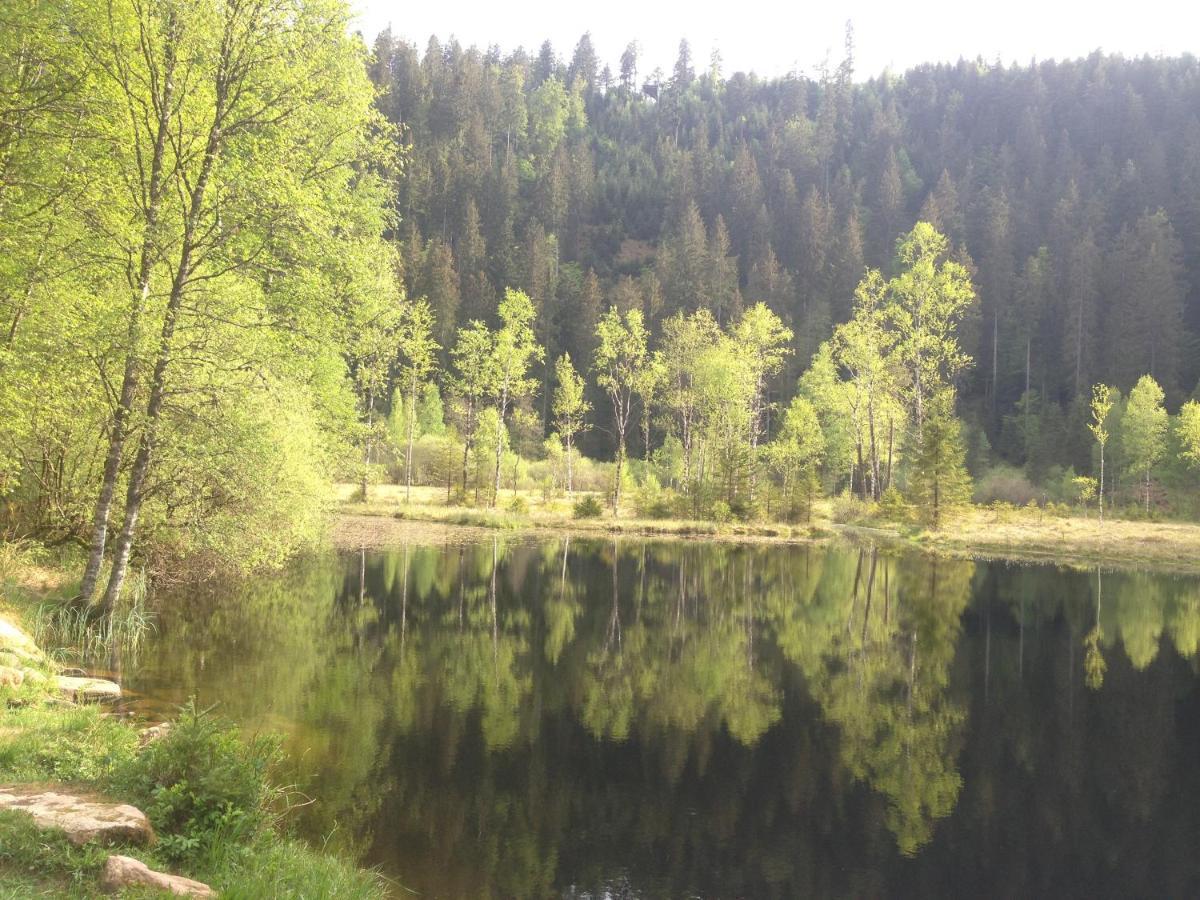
[488,289,542,507]
[1089,384,1114,523]
[1122,375,1167,514]
[552,353,589,494]
[397,299,439,500]
[593,306,649,515]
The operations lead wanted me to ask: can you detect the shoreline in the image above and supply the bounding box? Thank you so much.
[0,555,388,898]
[335,497,1200,575]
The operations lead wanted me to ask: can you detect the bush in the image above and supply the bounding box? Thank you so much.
[572,494,604,519]
[831,494,874,525]
[506,495,529,515]
[973,465,1038,506]
[876,485,912,523]
[111,701,283,864]
[635,473,677,519]
[711,500,732,524]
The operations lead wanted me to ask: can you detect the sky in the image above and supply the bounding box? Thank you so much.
[351,0,1194,81]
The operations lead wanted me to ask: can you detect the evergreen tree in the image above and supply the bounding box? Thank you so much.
[910,390,972,528]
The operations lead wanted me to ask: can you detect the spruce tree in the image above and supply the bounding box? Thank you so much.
[910,390,972,528]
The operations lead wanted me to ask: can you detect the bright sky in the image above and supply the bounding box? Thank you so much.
[352,0,1195,81]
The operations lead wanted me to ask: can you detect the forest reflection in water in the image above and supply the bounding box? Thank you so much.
[128,534,1200,898]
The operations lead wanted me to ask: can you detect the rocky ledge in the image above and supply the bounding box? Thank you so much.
[101,855,216,897]
[0,785,154,846]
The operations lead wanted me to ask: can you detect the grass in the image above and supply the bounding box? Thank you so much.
[0,700,388,899]
[831,502,1200,573]
[341,482,1200,573]
[337,482,822,547]
[0,549,389,899]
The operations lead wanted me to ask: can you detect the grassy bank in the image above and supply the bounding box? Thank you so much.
[339,483,1200,573]
[338,483,826,546]
[846,505,1200,573]
[0,545,388,899]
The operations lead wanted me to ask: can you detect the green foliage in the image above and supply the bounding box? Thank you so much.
[1123,375,1168,510]
[0,705,137,784]
[764,396,825,521]
[1179,400,1200,470]
[972,466,1038,506]
[634,473,677,519]
[877,485,912,522]
[909,391,973,528]
[112,702,283,864]
[0,0,392,586]
[0,809,109,886]
[572,495,604,519]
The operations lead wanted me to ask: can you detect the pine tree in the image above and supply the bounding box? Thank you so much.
[910,390,972,528]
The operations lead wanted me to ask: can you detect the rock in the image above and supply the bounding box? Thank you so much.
[0,786,154,846]
[101,855,216,897]
[0,616,43,662]
[0,666,23,688]
[57,675,121,702]
[137,722,172,747]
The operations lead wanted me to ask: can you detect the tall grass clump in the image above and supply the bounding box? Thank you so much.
[30,569,154,664]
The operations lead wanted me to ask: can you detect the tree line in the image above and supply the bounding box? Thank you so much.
[6,4,1200,609]
[368,30,1200,481]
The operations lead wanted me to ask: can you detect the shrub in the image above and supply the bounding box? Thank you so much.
[111,701,283,863]
[506,495,529,515]
[572,495,604,519]
[876,485,912,523]
[831,494,874,525]
[973,465,1038,506]
[635,473,676,519]
[711,500,732,524]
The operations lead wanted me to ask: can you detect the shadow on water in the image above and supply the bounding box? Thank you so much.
[125,535,1200,898]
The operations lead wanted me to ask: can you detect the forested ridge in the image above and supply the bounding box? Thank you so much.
[6,0,1200,603]
[372,31,1200,468]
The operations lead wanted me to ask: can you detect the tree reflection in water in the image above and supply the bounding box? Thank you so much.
[133,535,1200,898]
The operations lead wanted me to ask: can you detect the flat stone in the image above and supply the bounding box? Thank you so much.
[57,675,122,702]
[101,855,215,897]
[0,786,153,846]
[137,722,172,746]
[0,617,43,662]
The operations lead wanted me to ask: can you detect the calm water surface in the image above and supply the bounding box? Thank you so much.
[122,532,1200,898]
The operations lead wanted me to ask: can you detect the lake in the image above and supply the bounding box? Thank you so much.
[120,529,1200,898]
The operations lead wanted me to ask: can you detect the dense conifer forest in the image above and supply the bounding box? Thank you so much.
[370,31,1200,474]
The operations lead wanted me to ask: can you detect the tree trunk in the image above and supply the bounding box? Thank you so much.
[100,291,183,612]
[461,398,475,501]
[100,54,224,611]
[613,438,625,517]
[491,384,508,508]
[1098,445,1105,524]
[885,417,894,494]
[405,375,417,502]
[79,29,178,605]
[361,388,374,502]
[565,432,574,495]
